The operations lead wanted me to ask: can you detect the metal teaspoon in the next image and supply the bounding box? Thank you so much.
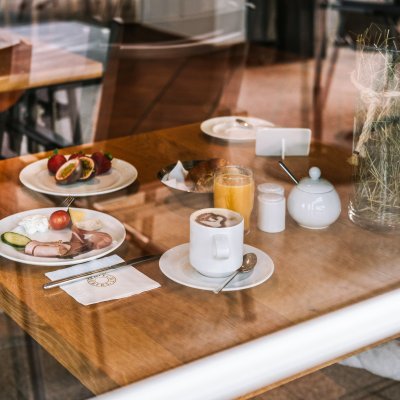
[278,160,299,185]
[213,253,258,294]
[235,118,253,128]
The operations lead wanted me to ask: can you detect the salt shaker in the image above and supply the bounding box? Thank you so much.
[257,183,285,196]
[257,183,286,233]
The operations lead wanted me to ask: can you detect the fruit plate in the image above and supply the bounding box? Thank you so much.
[0,208,126,266]
[19,158,138,197]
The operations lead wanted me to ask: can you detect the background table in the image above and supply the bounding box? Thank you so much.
[0,22,105,102]
[0,22,106,156]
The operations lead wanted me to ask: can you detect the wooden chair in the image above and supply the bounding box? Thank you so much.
[94,20,247,141]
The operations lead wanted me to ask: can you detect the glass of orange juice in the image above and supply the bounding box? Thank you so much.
[213,165,255,233]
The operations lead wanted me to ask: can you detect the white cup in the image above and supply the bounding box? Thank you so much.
[189,208,244,278]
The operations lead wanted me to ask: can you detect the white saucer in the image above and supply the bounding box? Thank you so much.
[201,116,274,142]
[159,243,274,292]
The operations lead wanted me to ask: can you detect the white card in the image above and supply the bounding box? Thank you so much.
[255,128,311,157]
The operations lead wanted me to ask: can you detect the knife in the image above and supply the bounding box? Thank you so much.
[43,254,161,290]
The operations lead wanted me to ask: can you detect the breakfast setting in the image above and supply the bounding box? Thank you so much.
[4,138,280,293]
[0,111,347,300]
[0,5,399,400]
[0,107,398,399]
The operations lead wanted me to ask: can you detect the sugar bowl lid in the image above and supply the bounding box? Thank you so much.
[297,167,334,194]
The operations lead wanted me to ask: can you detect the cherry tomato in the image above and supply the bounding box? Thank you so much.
[49,210,71,230]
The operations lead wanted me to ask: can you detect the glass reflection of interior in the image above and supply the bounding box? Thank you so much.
[1,1,400,400]
[0,0,248,156]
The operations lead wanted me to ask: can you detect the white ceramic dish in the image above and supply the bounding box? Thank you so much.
[159,243,274,291]
[0,208,126,266]
[201,116,274,142]
[19,158,138,197]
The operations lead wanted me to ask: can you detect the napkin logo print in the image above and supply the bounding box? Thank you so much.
[87,273,117,287]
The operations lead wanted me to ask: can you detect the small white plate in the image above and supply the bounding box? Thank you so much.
[159,243,274,292]
[19,158,138,197]
[0,208,126,266]
[201,116,274,142]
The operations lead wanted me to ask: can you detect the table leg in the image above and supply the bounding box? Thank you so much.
[0,112,6,158]
[24,333,46,400]
[313,0,328,141]
[8,100,24,155]
[66,87,83,145]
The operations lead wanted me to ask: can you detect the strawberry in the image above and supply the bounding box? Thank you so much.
[91,151,112,175]
[47,149,67,174]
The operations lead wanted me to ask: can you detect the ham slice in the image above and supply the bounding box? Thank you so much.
[25,241,71,257]
[71,225,112,248]
[87,231,113,249]
[61,226,113,258]
[24,226,113,258]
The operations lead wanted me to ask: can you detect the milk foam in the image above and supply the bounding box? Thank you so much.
[195,212,240,228]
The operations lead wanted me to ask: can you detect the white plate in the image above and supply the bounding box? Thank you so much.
[159,243,274,291]
[19,158,138,197]
[0,208,126,266]
[201,116,274,142]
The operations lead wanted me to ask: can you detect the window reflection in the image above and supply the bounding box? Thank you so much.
[0,0,247,156]
[1,2,390,400]
[0,3,246,397]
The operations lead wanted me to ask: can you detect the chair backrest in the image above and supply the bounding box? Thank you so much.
[94,20,246,141]
[333,1,400,43]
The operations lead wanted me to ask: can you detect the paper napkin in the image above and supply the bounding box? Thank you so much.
[45,254,160,306]
[161,160,192,191]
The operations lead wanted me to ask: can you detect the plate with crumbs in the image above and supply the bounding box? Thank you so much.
[201,116,274,142]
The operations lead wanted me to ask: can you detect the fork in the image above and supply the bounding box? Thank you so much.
[60,196,75,208]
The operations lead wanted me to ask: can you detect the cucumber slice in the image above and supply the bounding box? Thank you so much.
[1,232,31,249]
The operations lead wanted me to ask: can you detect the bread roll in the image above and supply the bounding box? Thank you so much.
[187,158,228,192]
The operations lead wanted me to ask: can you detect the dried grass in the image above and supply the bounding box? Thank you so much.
[350,26,400,230]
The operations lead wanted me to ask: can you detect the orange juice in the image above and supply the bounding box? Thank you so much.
[214,172,254,232]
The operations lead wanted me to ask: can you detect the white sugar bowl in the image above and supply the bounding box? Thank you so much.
[287,167,341,229]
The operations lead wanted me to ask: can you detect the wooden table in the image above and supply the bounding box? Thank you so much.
[0,24,104,154]
[0,123,399,399]
[0,24,103,114]
[0,26,103,91]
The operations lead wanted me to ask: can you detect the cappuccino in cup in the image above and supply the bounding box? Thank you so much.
[190,208,244,278]
[195,211,242,228]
